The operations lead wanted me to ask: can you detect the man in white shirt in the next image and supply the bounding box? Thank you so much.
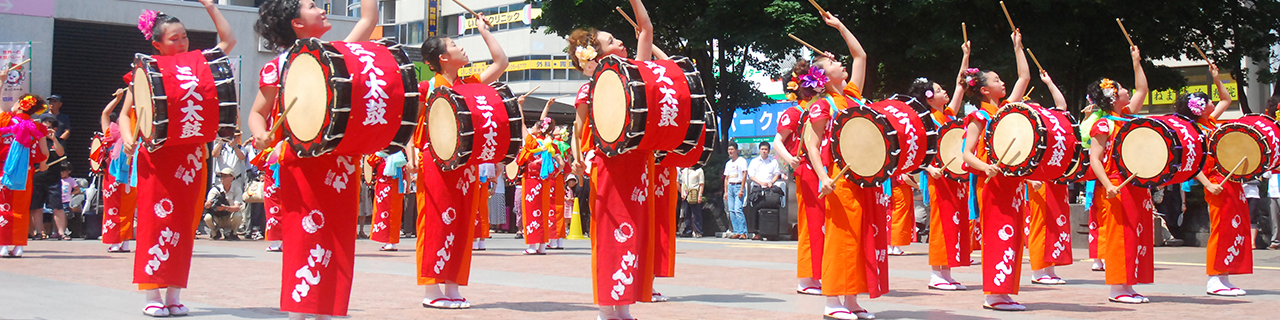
[723,142,748,238]
[680,166,705,237]
[1268,173,1280,250]
[745,142,782,239]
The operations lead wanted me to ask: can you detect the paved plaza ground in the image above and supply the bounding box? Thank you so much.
[2,235,1278,319]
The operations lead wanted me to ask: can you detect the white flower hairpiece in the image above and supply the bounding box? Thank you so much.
[574,46,598,64]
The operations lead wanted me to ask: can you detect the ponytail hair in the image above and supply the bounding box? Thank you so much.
[906,77,939,104]
[1174,92,1211,121]
[959,68,990,100]
[420,36,449,72]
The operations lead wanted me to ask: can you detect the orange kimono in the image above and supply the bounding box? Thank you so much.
[474,176,491,240]
[926,107,971,268]
[1198,117,1253,276]
[1024,182,1074,270]
[1090,112,1154,285]
[414,74,481,286]
[517,134,556,245]
[812,83,889,298]
[888,183,915,246]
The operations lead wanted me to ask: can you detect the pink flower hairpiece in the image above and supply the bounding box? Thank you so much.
[963,68,981,87]
[799,66,828,89]
[1187,95,1207,116]
[138,10,159,40]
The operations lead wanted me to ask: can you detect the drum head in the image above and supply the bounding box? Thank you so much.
[937,124,966,178]
[281,53,329,142]
[132,68,155,139]
[506,160,518,181]
[427,97,459,161]
[1214,129,1264,179]
[989,112,1033,166]
[592,69,626,144]
[839,117,888,178]
[1119,126,1171,180]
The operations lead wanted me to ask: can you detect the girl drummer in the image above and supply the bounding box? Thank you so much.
[408,13,509,308]
[1086,45,1154,304]
[566,0,660,318]
[118,1,236,316]
[774,62,826,295]
[249,0,377,318]
[958,29,1032,311]
[1024,69,1073,286]
[909,40,971,292]
[792,11,880,320]
[0,94,52,259]
[1183,63,1246,297]
[98,88,137,254]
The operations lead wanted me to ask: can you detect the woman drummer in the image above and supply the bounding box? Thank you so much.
[516,105,562,256]
[791,11,880,320]
[565,0,661,318]
[117,1,236,316]
[1086,45,1154,304]
[98,87,138,254]
[1024,70,1073,286]
[958,29,1032,311]
[249,0,377,318]
[774,61,826,295]
[1183,63,1246,297]
[406,7,509,310]
[907,41,971,292]
[0,94,52,259]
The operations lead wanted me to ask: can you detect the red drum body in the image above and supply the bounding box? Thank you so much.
[1209,122,1271,182]
[131,48,237,151]
[1230,114,1280,171]
[1151,115,1207,186]
[932,119,968,181]
[986,102,1079,181]
[279,38,419,157]
[589,55,707,157]
[831,95,936,187]
[1111,118,1181,187]
[424,82,523,171]
[657,106,718,168]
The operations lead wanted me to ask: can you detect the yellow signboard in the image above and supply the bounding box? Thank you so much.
[1146,83,1236,105]
[458,59,573,77]
[463,8,542,30]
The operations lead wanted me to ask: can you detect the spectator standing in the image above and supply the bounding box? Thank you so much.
[680,166,705,237]
[204,168,244,240]
[1245,179,1265,249]
[723,142,748,238]
[210,129,247,233]
[45,95,71,143]
[1268,172,1280,250]
[745,142,781,240]
[31,115,68,240]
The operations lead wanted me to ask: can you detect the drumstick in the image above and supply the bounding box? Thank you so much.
[269,97,300,137]
[942,156,959,171]
[451,0,492,28]
[1116,18,1135,48]
[46,156,68,166]
[1217,156,1249,185]
[1026,48,1044,71]
[521,85,542,100]
[787,34,832,59]
[5,59,30,73]
[985,137,1019,183]
[1193,43,1211,63]
[962,22,968,43]
[807,0,826,14]
[1025,86,1036,98]
[616,7,639,29]
[999,1,1017,31]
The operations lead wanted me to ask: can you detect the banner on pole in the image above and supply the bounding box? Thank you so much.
[1,42,32,111]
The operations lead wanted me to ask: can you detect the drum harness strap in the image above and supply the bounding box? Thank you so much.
[965,110,992,220]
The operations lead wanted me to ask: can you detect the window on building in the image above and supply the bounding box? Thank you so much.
[441,14,458,37]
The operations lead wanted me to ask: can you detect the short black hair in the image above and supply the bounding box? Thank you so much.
[758,141,770,149]
[420,36,449,72]
[727,141,739,150]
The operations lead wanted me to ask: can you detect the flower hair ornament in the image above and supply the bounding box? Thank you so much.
[799,66,828,90]
[15,95,39,113]
[138,10,160,40]
[962,68,981,87]
[1099,78,1117,99]
[574,46,598,65]
[1186,94,1207,116]
[915,77,935,99]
